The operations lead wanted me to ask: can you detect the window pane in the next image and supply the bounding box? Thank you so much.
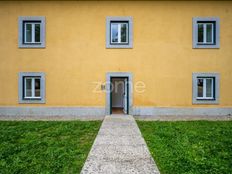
[198,24,204,43]
[35,78,41,97]
[121,23,128,43]
[197,79,203,97]
[25,24,32,42]
[25,78,32,97]
[111,23,118,43]
[35,24,41,42]
[206,79,213,97]
[206,24,213,43]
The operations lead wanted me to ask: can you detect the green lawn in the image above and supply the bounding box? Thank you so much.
[137,121,232,174]
[0,121,101,174]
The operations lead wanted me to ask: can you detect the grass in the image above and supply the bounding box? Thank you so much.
[137,121,232,174]
[0,121,101,174]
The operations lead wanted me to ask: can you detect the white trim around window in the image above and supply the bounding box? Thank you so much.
[18,72,46,103]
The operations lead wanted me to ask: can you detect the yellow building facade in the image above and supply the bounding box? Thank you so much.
[0,0,232,116]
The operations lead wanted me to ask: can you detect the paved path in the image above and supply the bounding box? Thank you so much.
[81,115,160,174]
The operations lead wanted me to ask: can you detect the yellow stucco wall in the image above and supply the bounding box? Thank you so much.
[0,1,231,108]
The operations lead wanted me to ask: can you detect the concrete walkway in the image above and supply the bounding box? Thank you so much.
[81,115,160,174]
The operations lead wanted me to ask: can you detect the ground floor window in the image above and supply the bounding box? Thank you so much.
[197,77,215,99]
[24,77,41,99]
[18,72,45,103]
[192,73,219,104]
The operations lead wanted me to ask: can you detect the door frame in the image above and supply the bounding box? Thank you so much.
[110,77,128,114]
[106,72,133,115]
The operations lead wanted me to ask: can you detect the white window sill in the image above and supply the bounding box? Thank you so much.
[24,42,42,44]
[24,97,41,99]
[196,97,214,100]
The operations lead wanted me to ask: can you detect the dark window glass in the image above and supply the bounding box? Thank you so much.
[25,78,32,97]
[197,79,203,97]
[198,24,204,43]
[206,24,213,43]
[25,24,32,43]
[206,78,213,97]
[35,78,41,97]
[111,23,118,43]
[35,24,40,42]
[121,23,127,43]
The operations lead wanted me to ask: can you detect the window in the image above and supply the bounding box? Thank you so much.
[197,77,214,99]
[18,16,45,48]
[24,22,41,44]
[192,73,219,104]
[24,77,41,99]
[111,22,129,44]
[106,17,133,48]
[18,72,45,103]
[193,17,220,48]
[197,22,215,44]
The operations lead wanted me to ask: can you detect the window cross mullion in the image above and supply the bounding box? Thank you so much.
[118,24,121,43]
[203,78,207,98]
[32,78,35,98]
[203,24,207,44]
[31,23,35,43]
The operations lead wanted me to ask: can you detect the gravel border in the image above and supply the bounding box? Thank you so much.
[134,115,232,121]
[0,115,105,121]
[1,115,232,121]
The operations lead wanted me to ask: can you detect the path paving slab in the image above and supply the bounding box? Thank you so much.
[81,115,160,174]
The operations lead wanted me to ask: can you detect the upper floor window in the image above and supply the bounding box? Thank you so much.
[106,17,133,48]
[197,22,215,45]
[193,17,220,49]
[18,16,46,48]
[192,73,219,104]
[111,22,129,45]
[24,22,41,44]
[18,72,46,103]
